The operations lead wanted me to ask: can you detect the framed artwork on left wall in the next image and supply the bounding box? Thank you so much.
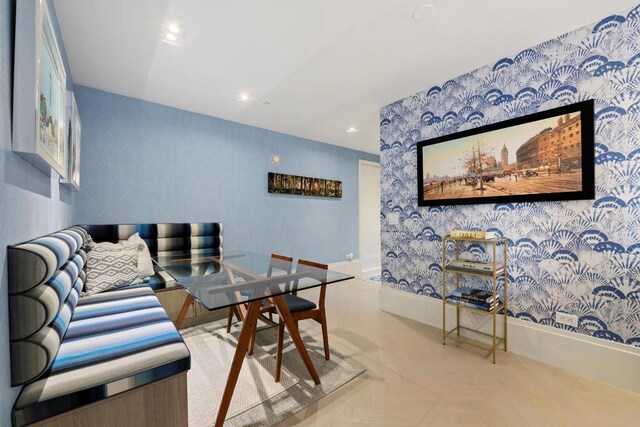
[60,91,81,190]
[12,0,68,177]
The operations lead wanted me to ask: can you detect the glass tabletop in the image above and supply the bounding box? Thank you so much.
[152,249,354,311]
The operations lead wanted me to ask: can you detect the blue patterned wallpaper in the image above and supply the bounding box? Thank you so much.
[380,5,640,347]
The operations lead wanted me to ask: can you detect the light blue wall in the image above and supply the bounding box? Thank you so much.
[0,0,74,424]
[73,86,379,263]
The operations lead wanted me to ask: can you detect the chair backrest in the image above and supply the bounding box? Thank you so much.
[82,222,223,256]
[8,226,89,385]
[296,259,329,306]
[268,254,293,277]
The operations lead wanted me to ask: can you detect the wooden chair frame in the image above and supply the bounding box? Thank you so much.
[225,254,293,355]
[274,259,329,382]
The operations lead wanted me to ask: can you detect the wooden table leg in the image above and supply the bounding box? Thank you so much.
[174,293,194,330]
[272,295,321,385]
[214,299,262,427]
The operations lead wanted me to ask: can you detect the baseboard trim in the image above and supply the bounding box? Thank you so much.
[329,259,361,278]
[379,286,640,394]
[361,267,381,278]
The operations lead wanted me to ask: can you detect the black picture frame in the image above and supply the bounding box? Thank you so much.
[417,100,595,207]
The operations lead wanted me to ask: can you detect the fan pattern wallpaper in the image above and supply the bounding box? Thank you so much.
[380,5,640,347]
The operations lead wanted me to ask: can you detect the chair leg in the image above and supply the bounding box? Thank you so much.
[275,321,285,383]
[226,307,234,333]
[320,311,330,360]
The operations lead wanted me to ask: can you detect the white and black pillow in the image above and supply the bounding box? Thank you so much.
[84,244,140,296]
[124,233,155,278]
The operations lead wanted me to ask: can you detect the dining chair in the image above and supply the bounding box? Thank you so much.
[225,254,293,354]
[274,259,329,382]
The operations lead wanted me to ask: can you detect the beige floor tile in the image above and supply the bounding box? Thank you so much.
[274,280,640,427]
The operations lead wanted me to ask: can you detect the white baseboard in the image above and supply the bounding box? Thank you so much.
[361,267,381,278]
[379,286,640,394]
[329,259,361,278]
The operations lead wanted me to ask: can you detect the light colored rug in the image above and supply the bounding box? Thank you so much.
[182,324,298,427]
[181,321,366,427]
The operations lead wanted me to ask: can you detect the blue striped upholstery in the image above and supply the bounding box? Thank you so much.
[8,226,89,385]
[9,227,193,426]
[82,222,224,257]
[12,286,190,426]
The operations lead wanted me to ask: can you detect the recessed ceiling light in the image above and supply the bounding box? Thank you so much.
[412,3,435,21]
[238,93,251,102]
[346,127,359,134]
[160,21,186,46]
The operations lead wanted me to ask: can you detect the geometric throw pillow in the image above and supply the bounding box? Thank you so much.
[124,233,155,278]
[83,244,140,296]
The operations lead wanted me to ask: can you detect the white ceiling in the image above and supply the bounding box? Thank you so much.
[53,0,638,154]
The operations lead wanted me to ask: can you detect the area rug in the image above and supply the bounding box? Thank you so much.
[181,321,366,426]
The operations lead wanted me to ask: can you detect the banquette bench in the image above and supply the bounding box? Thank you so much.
[83,222,225,326]
[8,222,223,426]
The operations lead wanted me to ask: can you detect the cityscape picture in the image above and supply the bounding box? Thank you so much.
[417,100,594,206]
[268,172,342,198]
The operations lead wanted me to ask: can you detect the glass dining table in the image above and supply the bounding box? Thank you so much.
[153,249,354,427]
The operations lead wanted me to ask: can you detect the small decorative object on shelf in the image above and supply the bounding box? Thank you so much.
[450,229,498,240]
[442,233,508,364]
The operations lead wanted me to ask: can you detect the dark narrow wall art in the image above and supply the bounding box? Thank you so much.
[268,173,342,198]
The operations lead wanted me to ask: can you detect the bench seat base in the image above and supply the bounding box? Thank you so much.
[34,373,187,427]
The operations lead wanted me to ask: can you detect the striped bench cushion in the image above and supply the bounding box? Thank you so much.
[82,222,223,257]
[13,287,190,426]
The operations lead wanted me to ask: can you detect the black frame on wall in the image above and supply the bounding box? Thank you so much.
[417,100,595,207]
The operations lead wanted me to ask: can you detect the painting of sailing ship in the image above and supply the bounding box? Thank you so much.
[417,100,594,206]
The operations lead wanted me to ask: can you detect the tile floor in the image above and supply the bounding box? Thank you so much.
[276,279,640,427]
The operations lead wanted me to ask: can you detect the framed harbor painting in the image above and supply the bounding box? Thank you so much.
[37,0,67,175]
[60,91,81,190]
[12,0,68,177]
[417,100,594,206]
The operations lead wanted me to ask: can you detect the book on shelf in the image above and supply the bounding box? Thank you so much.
[446,297,499,311]
[447,259,504,274]
[448,287,501,310]
[447,295,500,308]
[450,229,498,240]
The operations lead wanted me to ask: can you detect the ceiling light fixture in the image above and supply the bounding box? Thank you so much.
[412,3,435,21]
[346,127,359,134]
[160,21,186,46]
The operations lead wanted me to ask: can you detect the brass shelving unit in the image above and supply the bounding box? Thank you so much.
[442,235,508,364]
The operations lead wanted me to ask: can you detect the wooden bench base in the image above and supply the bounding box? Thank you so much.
[33,373,188,427]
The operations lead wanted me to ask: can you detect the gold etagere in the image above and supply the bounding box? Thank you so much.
[442,235,508,364]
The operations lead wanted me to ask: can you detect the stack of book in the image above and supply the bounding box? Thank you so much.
[447,287,500,311]
[446,259,504,276]
[450,230,498,240]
